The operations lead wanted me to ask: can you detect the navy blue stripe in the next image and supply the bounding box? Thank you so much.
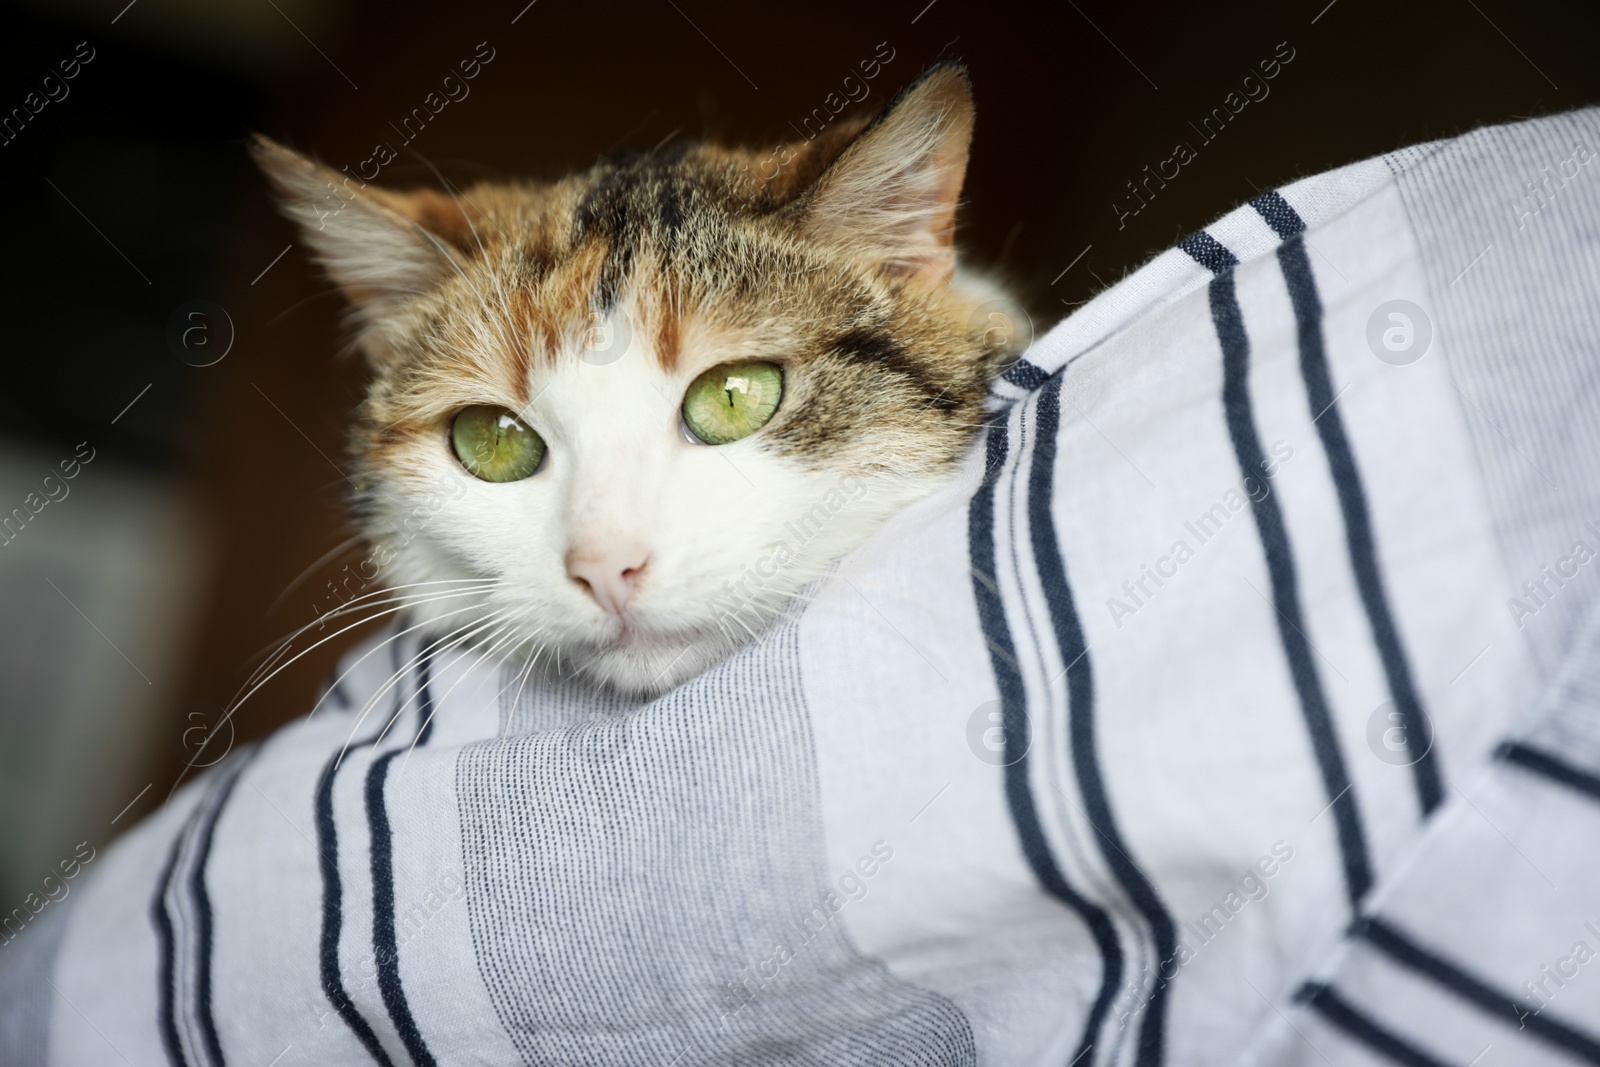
[1356,917,1600,1062]
[152,829,190,1067]
[189,752,258,1067]
[1003,357,1050,390]
[1179,230,1238,274]
[316,711,400,1065]
[968,413,1122,1067]
[150,752,259,1067]
[1207,262,1374,907]
[1248,190,1303,241]
[367,656,440,1067]
[1030,375,1177,1066]
[1497,741,1600,801]
[1257,195,1444,816]
[414,653,437,746]
[1296,982,1457,1067]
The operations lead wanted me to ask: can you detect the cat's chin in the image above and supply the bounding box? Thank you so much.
[568,626,740,698]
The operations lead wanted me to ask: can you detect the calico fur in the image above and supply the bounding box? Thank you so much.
[254,63,1026,694]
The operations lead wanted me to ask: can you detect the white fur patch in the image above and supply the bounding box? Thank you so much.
[372,294,944,694]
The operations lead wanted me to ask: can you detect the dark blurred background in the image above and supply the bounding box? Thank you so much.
[1,0,1597,905]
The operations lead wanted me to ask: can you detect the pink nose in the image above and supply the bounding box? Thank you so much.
[566,544,649,615]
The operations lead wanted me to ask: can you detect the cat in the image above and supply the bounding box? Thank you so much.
[252,62,1024,696]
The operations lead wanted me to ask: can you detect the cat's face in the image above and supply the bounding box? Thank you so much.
[256,64,1018,694]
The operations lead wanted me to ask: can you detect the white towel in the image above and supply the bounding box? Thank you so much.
[4,106,1600,1067]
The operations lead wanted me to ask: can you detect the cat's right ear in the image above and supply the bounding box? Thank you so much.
[794,63,975,285]
[249,135,475,316]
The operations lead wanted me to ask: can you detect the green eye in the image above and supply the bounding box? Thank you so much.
[450,405,545,482]
[682,361,783,445]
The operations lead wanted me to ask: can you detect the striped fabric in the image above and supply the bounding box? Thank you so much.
[3,107,1599,1066]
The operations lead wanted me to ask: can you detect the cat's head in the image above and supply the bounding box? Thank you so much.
[254,63,1021,695]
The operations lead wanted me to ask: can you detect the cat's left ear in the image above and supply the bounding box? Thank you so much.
[796,62,974,284]
[249,135,477,315]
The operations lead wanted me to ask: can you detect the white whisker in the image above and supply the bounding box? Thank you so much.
[355,609,511,757]
[301,598,497,722]
[238,579,501,689]
[234,584,492,711]
[263,532,367,618]
[393,620,525,776]
[504,626,552,713]
[225,595,492,735]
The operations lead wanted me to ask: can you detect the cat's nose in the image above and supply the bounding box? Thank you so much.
[566,544,650,615]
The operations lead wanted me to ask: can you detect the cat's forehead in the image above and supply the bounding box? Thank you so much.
[404,173,869,386]
[552,146,809,315]
[464,139,858,321]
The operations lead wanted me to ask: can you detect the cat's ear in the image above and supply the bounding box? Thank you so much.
[248,135,476,312]
[798,63,974,284]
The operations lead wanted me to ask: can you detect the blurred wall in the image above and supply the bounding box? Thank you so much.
[1,0,1597,900]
